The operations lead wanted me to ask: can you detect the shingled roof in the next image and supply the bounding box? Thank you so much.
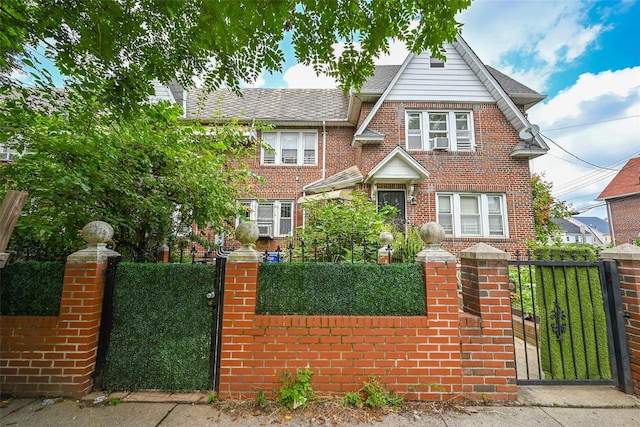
[186,88,349,124]
[184,54,544,124]
[598,157,640,200]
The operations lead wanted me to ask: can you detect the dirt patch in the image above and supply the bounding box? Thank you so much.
[211,397,472,426]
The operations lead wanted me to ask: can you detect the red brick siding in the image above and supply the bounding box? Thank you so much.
[357,102,534,255]
[0,262,106,397]
[459,257,517,401]
[244,102,535,256]
[219,257,518,402]
[608,196,640,245]
[617,259,640,392]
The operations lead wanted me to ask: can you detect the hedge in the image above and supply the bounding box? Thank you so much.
[0,261,65,315]
[257,263,425,315]
[103,263,216,391]
[535,255,611,380]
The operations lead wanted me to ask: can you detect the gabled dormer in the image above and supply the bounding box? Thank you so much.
[351,34,549,160]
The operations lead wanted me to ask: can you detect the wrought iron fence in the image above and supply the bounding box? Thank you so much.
[4,238,74,262]
[263,236,418,263]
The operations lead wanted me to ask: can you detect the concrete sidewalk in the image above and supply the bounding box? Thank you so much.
[1,386,639,427]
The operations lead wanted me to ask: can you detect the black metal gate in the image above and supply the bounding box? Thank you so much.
[510,251,632,392]
[208,256,226,392]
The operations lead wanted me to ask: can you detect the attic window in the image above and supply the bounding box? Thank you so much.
[429,57,445,68]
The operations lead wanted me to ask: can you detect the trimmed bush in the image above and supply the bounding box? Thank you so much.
[103,263,215,391]
[257,263,424,315]
[0,261,65,315]
[535,262,611,380]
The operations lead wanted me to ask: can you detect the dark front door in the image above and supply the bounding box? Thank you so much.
[377,190,406,232]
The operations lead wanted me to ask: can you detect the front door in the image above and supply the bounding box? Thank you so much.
[377,190,406,232]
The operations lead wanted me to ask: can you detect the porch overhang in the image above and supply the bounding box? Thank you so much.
[364,146,430,185]
[297,189,355,204]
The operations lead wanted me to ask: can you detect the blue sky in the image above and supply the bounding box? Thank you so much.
[256,0,640,220]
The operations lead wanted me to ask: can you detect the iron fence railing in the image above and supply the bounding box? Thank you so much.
[262,236,418,263]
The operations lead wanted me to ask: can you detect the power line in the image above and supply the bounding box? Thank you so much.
[543,114,640,132]
[552,151,640,197]
[540,133,620,171]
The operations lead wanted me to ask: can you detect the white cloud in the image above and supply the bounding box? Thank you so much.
[283,63,337,88]
[282,39,410,88]
[530,67,640,216]
[458,0,609,91]
[243,74,266,88]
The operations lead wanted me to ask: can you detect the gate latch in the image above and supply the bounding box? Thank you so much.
[206,291,217,307]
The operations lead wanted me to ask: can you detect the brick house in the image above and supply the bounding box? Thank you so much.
[170,35,549,255]
[598,157,640,245]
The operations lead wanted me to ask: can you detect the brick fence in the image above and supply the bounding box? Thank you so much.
[218,224,517,401]
[1,222,639,399]
[0,222,119,397]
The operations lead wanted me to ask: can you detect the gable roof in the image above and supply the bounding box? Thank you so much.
[359,65,401,94]
[485,66,546,110]
[354,34,549,159]
[572,216,610,234]
[598,157,640,200]
[364,146,430,184]
[186,88,349,126]
[552,218,583,234]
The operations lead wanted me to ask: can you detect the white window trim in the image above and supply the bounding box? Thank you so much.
[405,111,474,152]
[261,130,318,166]
[238,200,294,238]
[436,193,509,238]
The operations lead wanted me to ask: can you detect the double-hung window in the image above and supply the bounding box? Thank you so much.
[406,111,474,151]
[261,130,317,166]
[437,193,507,237]
[239,200,294,237]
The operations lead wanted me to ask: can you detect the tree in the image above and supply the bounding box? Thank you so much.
[0,0,471,111]
[0,85,265,261]
[294,191,397,261]
[531,173,571,243]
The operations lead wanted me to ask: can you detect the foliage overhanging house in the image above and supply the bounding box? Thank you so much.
[160,35,549,255]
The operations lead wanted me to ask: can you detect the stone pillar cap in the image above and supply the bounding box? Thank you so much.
[67,221,120,263]
[600,243,640,261]
[458,242,510,260]
[228,222,263,263]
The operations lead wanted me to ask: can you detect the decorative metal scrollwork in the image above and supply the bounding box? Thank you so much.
[550,300,567,341]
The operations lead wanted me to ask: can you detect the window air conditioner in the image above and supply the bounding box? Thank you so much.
[258,224,273,238]
[432,137,449,150]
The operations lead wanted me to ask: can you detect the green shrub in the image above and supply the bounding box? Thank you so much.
[0,261,65,315]
[103,263,215,391]
[257,263,424,315]
[535,263,611,380]
[277,368,314,410]
[532,243,599,261]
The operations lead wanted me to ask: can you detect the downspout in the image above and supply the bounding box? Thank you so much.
[322,120,327,179]
[606,202,616,245]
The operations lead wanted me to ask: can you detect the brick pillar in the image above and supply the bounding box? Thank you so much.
[57,221,120,397]
[601,243,640,394]
[157,243,170,263]
[458,242,517,401]
[415,222,463,396]
[218,222,262,398]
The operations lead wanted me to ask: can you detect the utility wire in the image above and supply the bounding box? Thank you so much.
[540,133,620,171]
[553,152,639,197]
[543,114,640,132]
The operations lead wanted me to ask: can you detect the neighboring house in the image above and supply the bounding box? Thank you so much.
[597,157,640,245]
[551,217,609,246]
[161,34,550,255]
[573,216,611,245]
